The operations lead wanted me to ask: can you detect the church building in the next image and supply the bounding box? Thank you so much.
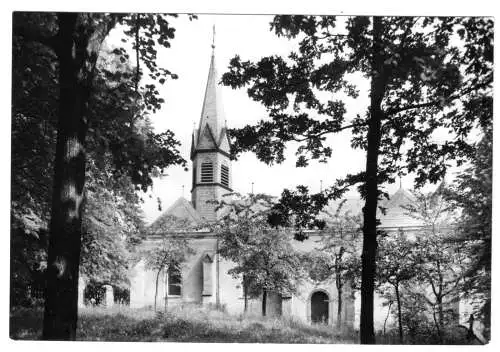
[122,47,357,325]
[78,43,475,333]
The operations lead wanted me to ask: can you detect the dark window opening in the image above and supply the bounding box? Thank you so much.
[201,162,213,183]
[221,164,229,187]
[168,266,182,296]
[114,286,130,305]
[192,166,197,188]
[84,283,106,306]
[311,291,329,324]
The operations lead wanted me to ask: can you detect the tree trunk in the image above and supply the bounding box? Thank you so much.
[336,279,343,330]
[42,14,87,340]
[395,284,403,344]
[359,16,386,345]
[432,307,443,343]
[42,13,114,340]
[164,289,168,313]
[437,296,444,338]
[154,268,161,312]
[383,301,392,336]
[262,289,267,317]
[243,276,248,313]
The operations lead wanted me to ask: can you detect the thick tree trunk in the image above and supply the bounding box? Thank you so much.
[360,16,386,345]
[42,14,87,340]
[262,289,267,317]
[395,284,403,343]
[42,13,114,340]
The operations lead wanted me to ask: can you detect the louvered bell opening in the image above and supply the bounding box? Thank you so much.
[221,164,229,187]
[201,162,213,183]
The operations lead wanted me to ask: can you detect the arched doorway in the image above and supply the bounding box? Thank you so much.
[311,291,329,324]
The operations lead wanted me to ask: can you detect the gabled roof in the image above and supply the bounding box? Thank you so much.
[148,197,202,234]
[196,124,218,150]
[379,188,424,228]
[322,188,425,229]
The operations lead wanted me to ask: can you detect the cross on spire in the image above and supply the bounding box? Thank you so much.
[211,24,216,51]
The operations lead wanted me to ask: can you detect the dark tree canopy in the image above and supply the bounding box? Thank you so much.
[223,16,492,193]
[221,15,492,343]
[11,12,194,339]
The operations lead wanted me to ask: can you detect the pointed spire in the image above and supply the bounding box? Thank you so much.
[211,24,216,51]
[196,27,226,148]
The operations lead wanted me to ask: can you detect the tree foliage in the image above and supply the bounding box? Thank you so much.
[377,230,419,343]
[445,125,492,335]
[216,194,305,316]
[144,236,194,312]
[221,15,492,343]
[11,12,192,339]
[307,201,362,328]
[377,189,471,343]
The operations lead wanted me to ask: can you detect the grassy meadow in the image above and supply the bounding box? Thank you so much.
[10,305,357,343]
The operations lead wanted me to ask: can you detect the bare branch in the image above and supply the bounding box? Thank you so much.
[292,122,367,142]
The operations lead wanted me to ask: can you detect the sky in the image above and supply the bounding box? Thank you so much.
[105,14,371,224]
[103,14,470,224]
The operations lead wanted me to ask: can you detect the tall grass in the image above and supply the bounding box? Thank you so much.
[10,305,356,343]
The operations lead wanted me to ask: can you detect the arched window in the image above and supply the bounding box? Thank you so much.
[311,291,329,324]
[167,265,182,296]
[200,162,213,183]
[221,164,229,187]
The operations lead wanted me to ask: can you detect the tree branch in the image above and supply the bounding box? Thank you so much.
[385,77,493,116]
[293,122,367,142]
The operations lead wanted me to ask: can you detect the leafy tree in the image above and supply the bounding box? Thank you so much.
[445,125,492,338]
[221,16,492,343]
[404,189,468,342]
[377,230,418,343]
[216,193,305,316]
[143,235,194,312]
[308,201,362,329]
[79,160,144,288]
[11,18,58,306]
[12,12,191,339]
[395,290,437,344]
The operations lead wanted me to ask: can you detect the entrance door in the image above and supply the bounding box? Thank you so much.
[311,291,329,324]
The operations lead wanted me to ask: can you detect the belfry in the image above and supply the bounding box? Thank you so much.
[190,30,232,221]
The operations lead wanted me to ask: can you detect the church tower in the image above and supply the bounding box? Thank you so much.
[190,38,232,221]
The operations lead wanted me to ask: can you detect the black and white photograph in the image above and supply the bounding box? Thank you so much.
[7,3,494,346]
